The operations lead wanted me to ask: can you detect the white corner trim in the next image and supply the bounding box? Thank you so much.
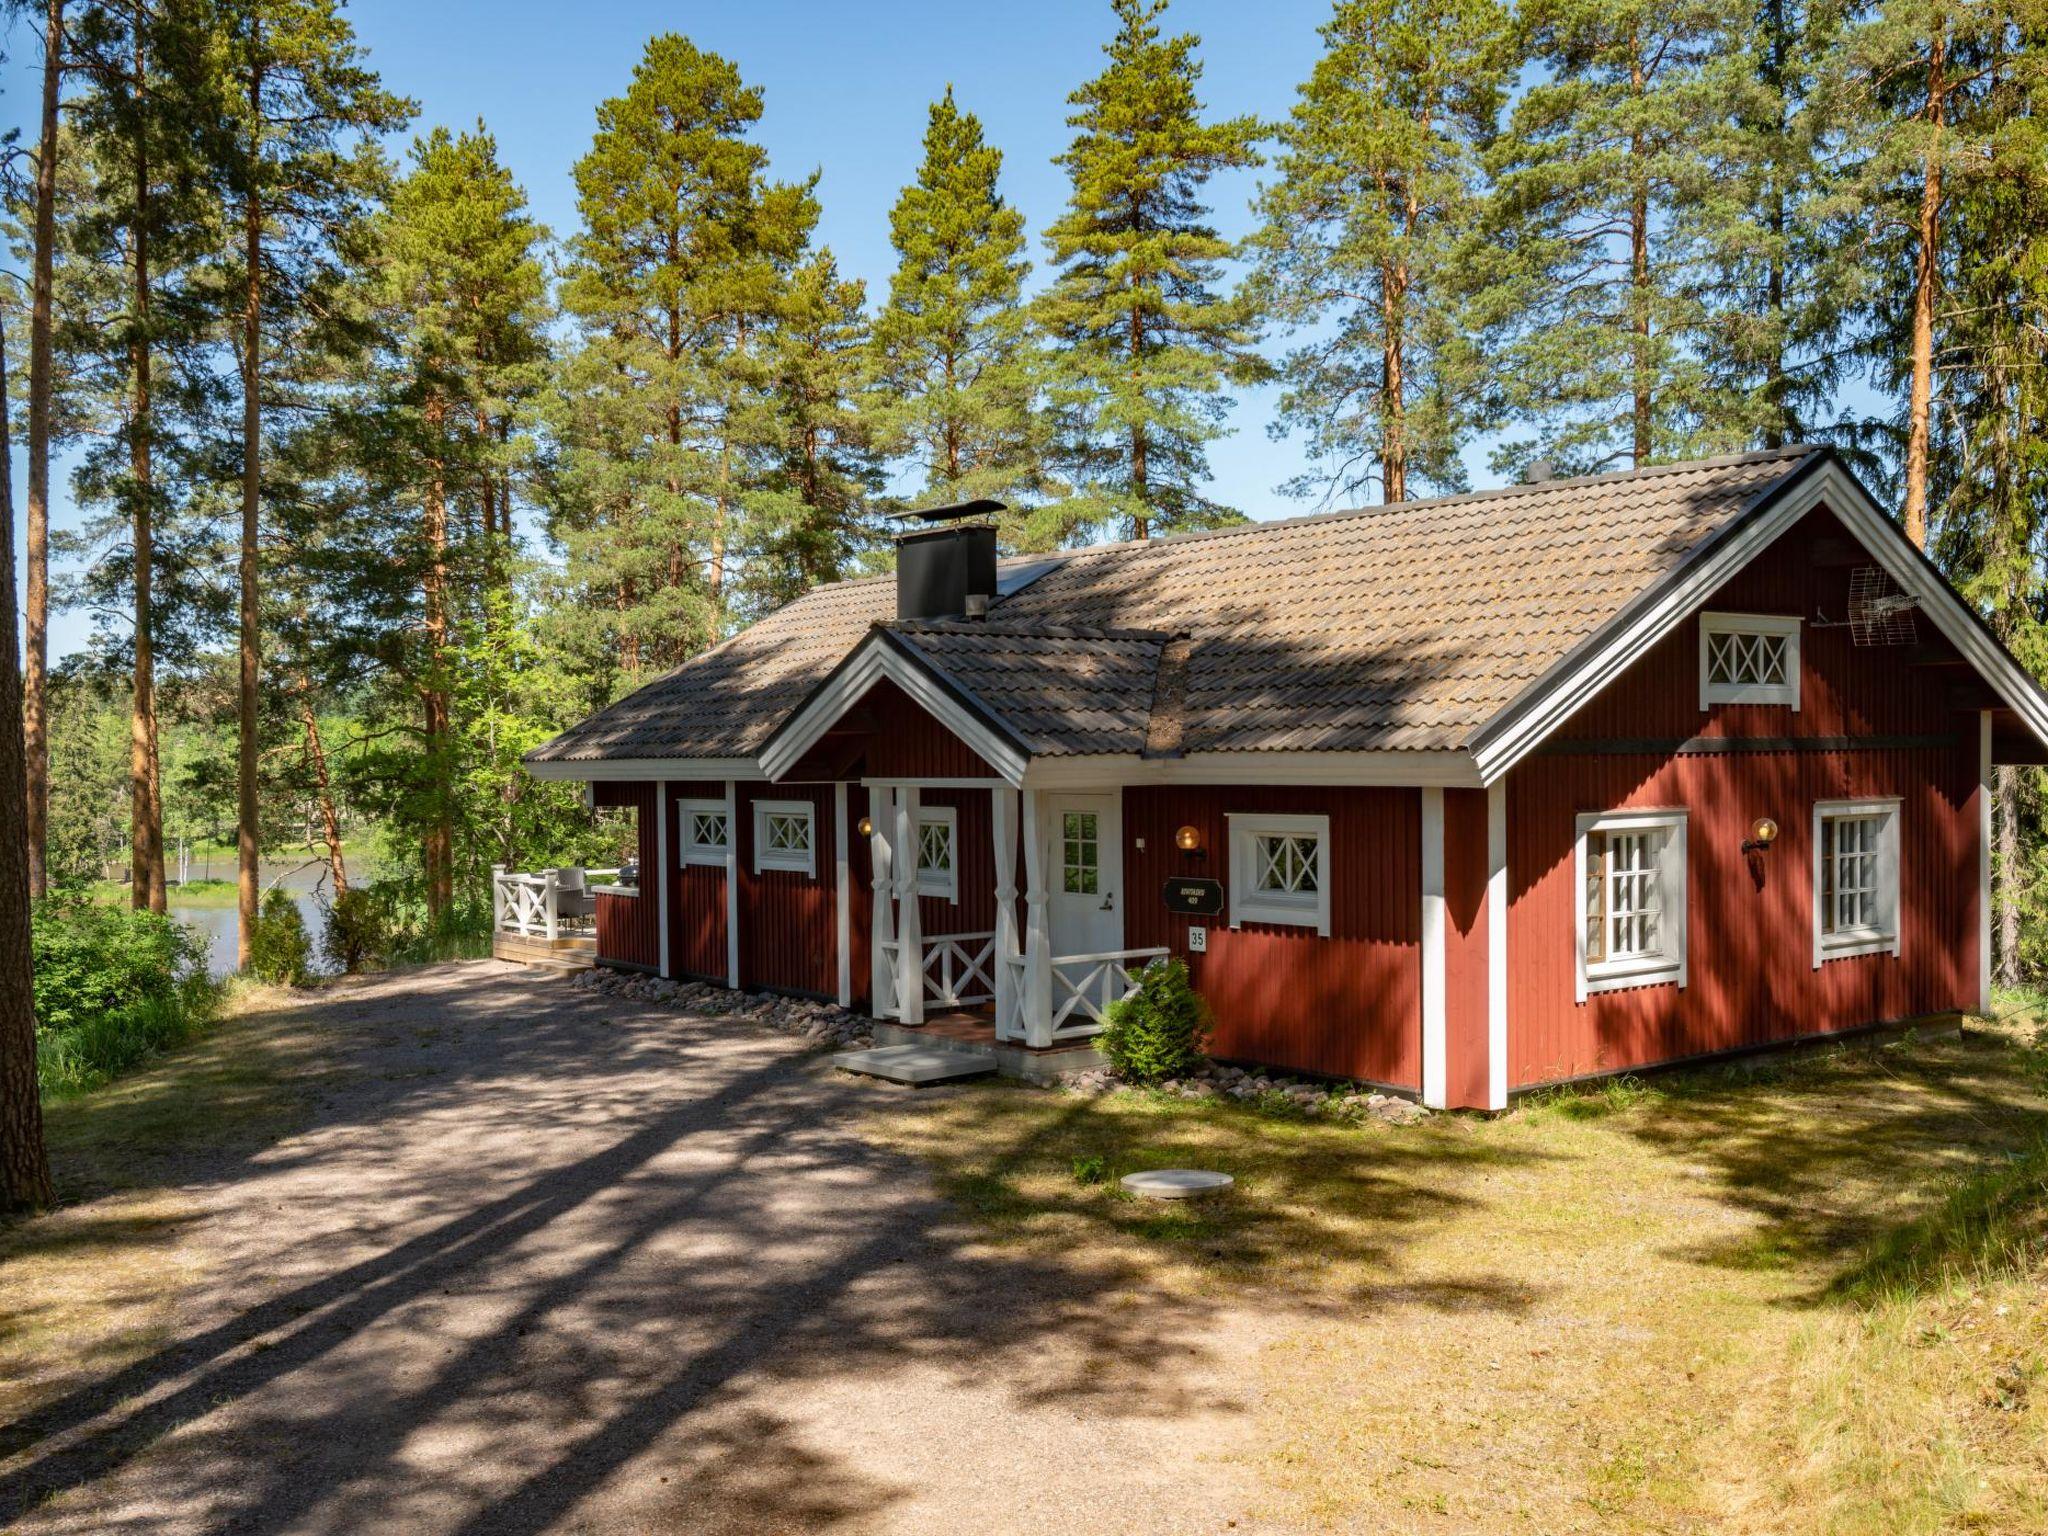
[654,784,671,978]
[1471,459,2048,782]
[723,780,740,988]
[525,755,765,783]
[1486,781,1507,1111]
[1420,788,1447,1110]
[1023,750,1482,790]
[1980,711,1994,1014]
[834,782,852,1007]
[758,634,1030,786]
[1698,610,1802,710]
[1224,811,1332,935]
[1811,796,1904,969]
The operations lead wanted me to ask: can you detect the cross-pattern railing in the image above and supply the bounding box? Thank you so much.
[880,930,997,1014]
[1000,946,1172,1042]
[492,866,619,941]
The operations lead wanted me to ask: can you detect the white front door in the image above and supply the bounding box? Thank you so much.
[1045,793,1123,959]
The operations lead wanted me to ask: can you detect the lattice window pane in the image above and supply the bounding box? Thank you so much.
[691,812,727,849]
[1062,812,1098,895]
[1604,829,1666,960]
[1255,834,1320,896]
[767,813,810,854]
[1826,814,1882,933]
[1707,629,1788,688]
[918,819,953,876]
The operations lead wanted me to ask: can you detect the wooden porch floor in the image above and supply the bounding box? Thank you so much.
[908,1009,1087,1056]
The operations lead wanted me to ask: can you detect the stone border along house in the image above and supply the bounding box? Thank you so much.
[527,446,2048,1110]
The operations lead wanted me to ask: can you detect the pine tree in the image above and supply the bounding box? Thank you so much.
[1249,0,1514,505]
[873,88,1045,515]
[555,33,816,675]
[1036,0,1264,545]
[216,0,407,963]
[1475,0,1745,474]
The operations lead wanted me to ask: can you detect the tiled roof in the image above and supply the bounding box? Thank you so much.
[529,446,1824,765]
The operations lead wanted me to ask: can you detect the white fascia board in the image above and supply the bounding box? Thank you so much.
[524,756,765,783]
[1022,749,1483,790]
[1469,458,2048,783]
[757,635,1031,787]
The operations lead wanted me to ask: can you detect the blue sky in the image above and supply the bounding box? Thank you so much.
[2,0,1474,662]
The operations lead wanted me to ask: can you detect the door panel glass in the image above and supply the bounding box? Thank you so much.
[1061,811,1099,895]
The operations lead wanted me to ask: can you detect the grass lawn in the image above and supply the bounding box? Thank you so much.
[866,1011,2048,1534]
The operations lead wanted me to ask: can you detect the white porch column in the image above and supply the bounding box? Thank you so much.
[870,789,897,1019]
[1980,709,1994,1014]
[991,784,1020,1039]
[723,779,740,989]
[1420,786,1447,1110]
[1020,788,1053,1048]
[834,782,852,1008]
[1486,780,1507,1111]
[654,785,671,979]
[894,787,925,1023]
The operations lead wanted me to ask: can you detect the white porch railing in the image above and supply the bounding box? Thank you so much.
[492,865,620,941]
[879,931,996,1014]
[1000,946,1171,1043]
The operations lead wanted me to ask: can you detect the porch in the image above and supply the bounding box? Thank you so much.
[490,864,628,972]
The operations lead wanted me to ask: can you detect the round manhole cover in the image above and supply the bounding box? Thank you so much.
[1120,1168,1234,1200]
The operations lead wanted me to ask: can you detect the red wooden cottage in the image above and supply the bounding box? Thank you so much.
[527,447,2048,1109]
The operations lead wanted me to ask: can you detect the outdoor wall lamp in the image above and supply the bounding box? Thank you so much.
[856,815,874,839]
[1175,824,1206,857]
[1741,816,1780,855]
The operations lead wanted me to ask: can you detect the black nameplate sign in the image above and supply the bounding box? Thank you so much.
[1161,877,1224,916]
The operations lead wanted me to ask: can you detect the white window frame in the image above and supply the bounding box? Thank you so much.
[1699,611,1801,710]
[1811,797,1902,967]
[915,804,958,902]
[1227,812,1331,936]
[1574,808,1688,1001]
[753,799,817,877]
[678,798,730,868]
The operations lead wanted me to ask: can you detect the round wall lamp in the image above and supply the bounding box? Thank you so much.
[1175,825,1205,856]
[1741,816,1780,855]
[856,815,875,839]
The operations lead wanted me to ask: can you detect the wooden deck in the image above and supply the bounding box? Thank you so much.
[492,931,597,973]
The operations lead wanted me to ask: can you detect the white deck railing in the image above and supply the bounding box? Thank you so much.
[1000,946,1171,1042]
[880,930,996,1014]
[491,866,620,941]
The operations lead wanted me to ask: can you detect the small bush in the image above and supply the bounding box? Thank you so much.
[1098,956,1211,1085]
[31,897,218,1097]
[1072,1154,1108,1186]
[247,889,312,986]
[324,887,387,973]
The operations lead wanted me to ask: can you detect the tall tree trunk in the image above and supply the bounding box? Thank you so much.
[0,311,52,1214]
[1382,255,1408,505]
[1902,31,1946,549]
[1129,302,1149,540]
[295,678,346,897]
[24,0,64,903]
[236,49,264,969]
[421,396,454,925]
[1629,37,1652,467]
[128,18,165,915]
[1761,0,1790,450]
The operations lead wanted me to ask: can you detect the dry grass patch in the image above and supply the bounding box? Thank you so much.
[865,1015,2048,1533]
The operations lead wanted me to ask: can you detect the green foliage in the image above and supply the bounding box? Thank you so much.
[1249,0,1514,504]
[323,887,386,973]
[1034,0,1265,545]
[1098,956,1212,1084]
[247,889,313,986]
[1832,1141,2048,1302]
[30,898,219,1098]
[1071,1154,1109,1185]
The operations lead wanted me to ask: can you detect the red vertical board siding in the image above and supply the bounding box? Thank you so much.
[666,779,729,983]
[1507,742,1976,1087]
[592,781,660,970]
[1442,787,1492,1109]
[862,680,1001,779]
[1123,785,1422,1090]
[736,782,839,997]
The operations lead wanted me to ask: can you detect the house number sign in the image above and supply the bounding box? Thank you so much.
[1161,877,1225,916]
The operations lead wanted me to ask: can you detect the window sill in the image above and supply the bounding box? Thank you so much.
[916,879,957,902]
[1703,688,1799,709]
[681,851,728,868]
[1581,961,1684,998]
[756,859,815,878]
[1229,902,1327,935]
[1816,933,1897,963]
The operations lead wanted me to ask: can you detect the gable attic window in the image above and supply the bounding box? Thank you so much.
[1812,798,1901,965]
[754,800,816,877]
[916,806,958,901]
[1227,813,1331,936]
[1699,612,1801,709]
[1576,809,1688,1000]
[679,799,730,868]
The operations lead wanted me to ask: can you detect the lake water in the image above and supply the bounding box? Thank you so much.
[168,868,339,979]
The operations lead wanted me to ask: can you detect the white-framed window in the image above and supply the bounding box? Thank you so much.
[1699,612,1801,709]
[916,805,958,901]
[753,799,816,877]
[1575,809,1688,1000]
[1812,798,1901,965]
[1227,812,1331,936]
[678,798,730,868]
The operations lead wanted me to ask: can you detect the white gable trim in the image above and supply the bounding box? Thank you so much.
[758,632,1031,787]
[525,756,765,783]
[1469,458,2048,783]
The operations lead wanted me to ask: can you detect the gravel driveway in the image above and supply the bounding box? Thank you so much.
[1,962,1263,1535]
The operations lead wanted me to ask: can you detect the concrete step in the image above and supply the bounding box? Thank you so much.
[832,1045,999,1087]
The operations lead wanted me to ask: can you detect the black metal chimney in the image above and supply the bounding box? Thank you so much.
[893,499,1002,621]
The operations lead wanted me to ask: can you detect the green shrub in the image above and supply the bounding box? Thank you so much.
[356,881,491,965]
[1098,956,1211,1085]
[247,889,312,986]
[31,897,218,1097]
[1072,1154,1108,1186]
[324,887,387,973]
